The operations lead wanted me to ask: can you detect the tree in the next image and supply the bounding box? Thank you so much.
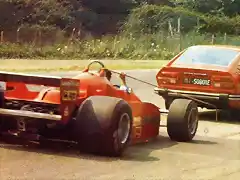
[170,0,240,16]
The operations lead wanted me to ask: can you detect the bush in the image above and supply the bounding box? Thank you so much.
[122,4,240,36]
[203,15,240,35]
[1,32,240,60]
[122,5,205,35]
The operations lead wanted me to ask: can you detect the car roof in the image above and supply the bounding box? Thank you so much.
[191,45,240,52]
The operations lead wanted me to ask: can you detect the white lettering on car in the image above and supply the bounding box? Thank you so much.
[192,79,210,86]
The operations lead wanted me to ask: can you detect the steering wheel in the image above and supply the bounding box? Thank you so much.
[87,60,105,71]
[82,60,107,77]
[113,84,120,88]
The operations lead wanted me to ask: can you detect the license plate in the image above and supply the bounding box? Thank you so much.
[184,78,210,86]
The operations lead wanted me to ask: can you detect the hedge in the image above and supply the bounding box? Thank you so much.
[122,5,240,36]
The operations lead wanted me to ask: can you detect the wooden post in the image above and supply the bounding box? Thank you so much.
[71,28,76,41]
[68,28,76,46]
[77,30,81,39]
[178,17,181,33]
[178,17,182,52]
[168,21,173,37]
[211,34,215,44]
[197,17,200,28]
[0,31,3,43]
[16,27,20,43]
[224,33,227,44]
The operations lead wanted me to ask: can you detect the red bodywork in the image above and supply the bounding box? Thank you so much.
[0,70,160,144]
[155,45,240,109]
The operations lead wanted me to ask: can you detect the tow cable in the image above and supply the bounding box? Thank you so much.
[110,69,219,121]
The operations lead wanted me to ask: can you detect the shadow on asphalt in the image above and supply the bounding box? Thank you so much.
[0,134,216,163]
[0,136,173,162]
[122,136,177,162]
[0,139,116,162]
[199,110,240,125]
[122,135,217,162]
[190,139,218,145]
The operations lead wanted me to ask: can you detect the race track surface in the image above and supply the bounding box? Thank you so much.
[0,69,240,180]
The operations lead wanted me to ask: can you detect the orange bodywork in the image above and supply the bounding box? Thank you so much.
[156,45,240,109]
[3,71,161,144]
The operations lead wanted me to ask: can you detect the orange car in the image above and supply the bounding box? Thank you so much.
[155,45,240,113]
[0,61,199,157]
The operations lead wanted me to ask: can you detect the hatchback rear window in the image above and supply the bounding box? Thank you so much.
[173,46,240,66]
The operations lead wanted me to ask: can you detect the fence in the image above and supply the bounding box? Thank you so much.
[159,32,240,53]
[0,26,93,46]
[0,19,240,57]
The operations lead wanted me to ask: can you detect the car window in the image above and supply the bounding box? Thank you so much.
[173,46,240,66]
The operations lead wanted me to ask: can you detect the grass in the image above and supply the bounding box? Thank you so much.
[0,59,168,72]
[1,31,240,72]
[1,32,240,60]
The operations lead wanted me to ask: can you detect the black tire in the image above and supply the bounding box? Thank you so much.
[0,86,4,136]
[167,99,198,142]
[0,119,2,139]
[228,109,240,121]
[74,96,133,157]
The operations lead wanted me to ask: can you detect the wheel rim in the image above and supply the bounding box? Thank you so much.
[188,108,198,135]
[117,113,131,144]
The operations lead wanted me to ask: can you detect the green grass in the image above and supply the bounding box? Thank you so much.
[0,59,167,72]
[1,31,240,72]
[1,32,240,60]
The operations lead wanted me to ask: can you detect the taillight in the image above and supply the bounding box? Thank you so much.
[213,82,234,88]
[157,70,179,85]
[157,76,177,84]
[212,76,235,89]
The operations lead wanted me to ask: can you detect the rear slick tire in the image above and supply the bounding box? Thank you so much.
[74,96,133,157]
[0,86,4,138]
[167,99,198,142]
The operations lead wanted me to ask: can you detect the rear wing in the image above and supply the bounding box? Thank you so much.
[0,71,80,124]
[0,71,62,87]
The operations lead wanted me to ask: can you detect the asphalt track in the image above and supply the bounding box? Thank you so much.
[0,69,240,180]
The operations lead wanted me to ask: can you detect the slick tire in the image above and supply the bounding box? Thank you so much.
[229,109,240,121]
[167,99,198,142]
[74,96,133,157]
[0,87,4,137]
[0,120,2,140]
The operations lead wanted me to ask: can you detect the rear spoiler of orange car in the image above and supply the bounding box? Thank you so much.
[0,71,80,124]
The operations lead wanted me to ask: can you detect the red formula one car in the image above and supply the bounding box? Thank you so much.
[0,60,198,156]
[155,45,240,114]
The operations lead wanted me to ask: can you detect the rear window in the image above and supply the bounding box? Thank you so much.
[173,46,240,66]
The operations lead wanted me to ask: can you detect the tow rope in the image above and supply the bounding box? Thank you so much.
[110,69,219,121]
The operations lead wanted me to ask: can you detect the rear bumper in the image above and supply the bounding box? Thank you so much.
[154,87,240,108]
[0,108,61,121]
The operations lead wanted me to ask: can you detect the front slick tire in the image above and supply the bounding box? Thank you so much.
[74,96,133,157]
[167,99,198,142]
